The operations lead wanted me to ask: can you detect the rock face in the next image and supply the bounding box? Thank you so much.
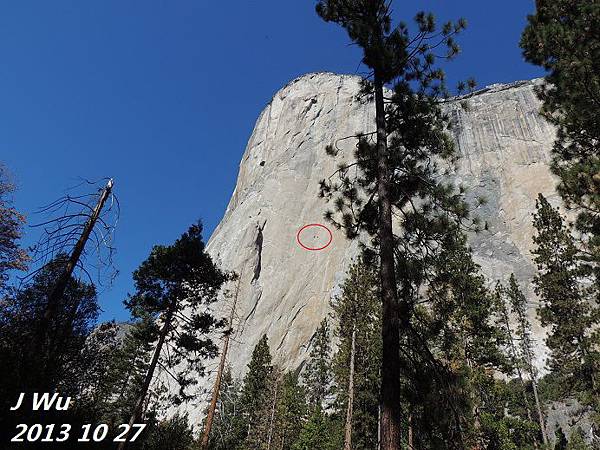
[197,72,558,413]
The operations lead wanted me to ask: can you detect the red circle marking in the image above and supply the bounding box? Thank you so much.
[297,224,333,251]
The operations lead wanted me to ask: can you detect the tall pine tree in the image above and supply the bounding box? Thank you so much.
[409,233,515,449]
[272,371,308,450]
[303,319,332,410]
[314,2,474,446]
[205,367,246,450]
[119,222,228,448]
[331,262,381,450]
[504,274,548,445]
[240,334,274,450]
[521,2,600,260]
[532,194,599,419]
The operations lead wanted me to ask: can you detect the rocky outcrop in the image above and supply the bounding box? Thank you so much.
[186,72,560,422]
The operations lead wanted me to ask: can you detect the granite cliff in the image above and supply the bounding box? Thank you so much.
[192,72,558,417]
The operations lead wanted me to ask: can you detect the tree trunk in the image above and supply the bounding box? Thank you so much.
[117,302,175,450]
[344,326,357,450]
[374,73,402,450]
[377,403,381,450]
[266,377,279,450]
[200,276,241,449]
[525,347,548,446]
[40,179,113,389]
[531,378,548,446]
[408,414,413,450]
[501,310,535,433]
[580,337,598,392]
[45,179,113,322]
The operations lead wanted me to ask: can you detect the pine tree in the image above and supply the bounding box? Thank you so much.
[206,368,246,450]
[521,2,600,260]
[119,222,228,448]
[331,262,380,450]
[522,3,600,434]
[566,427,588,450]
[201,274,242,449]
[266,367,281,450]
[314,2,473,446]
[0,257,99,444]
[303,319,332,409]
[240,334,274,450]
[504,274,549,445]
[272,372,308,450]
[73,321,123,422]
[99,315,158,427]
[476,378,539,450]
[0,257,99,393]
[532,194,599,412]
[495,279,534,426]
[555,427,568,450]
[292,406,339,450]
[411,233,516,449]
[138,413,195,450]
[343,325,356,450]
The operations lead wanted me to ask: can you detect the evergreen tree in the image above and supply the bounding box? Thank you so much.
[303,319,332,409]
[272,371,308,450]
[292,406,339,450]
[138,414,194,450]
[0,259,98,390]
[73,321,123,422]
[98,315,158,427]
[495,280,534,424]
[206,368,246,450]
[201,274,242,449]
[493,281,543,450]
[522,4,600,437]
[504,274,549,445]
[331,262,380,450]
[521,2,600,259]
[314,2,473,446]
[566,427,589,450]
[555,427,568,450]
[0,257,99,445]
[475,377,539,450]
[120,222,228,445]
[532,194,599,414]
[240,334,274,450]
[410,233,516,449]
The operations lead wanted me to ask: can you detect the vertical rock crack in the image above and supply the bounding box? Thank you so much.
[251,221,266,283]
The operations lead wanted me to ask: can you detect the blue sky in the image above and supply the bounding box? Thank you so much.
[0,1,543,322]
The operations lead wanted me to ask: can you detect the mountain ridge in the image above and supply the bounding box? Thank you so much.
[180,72,559,424]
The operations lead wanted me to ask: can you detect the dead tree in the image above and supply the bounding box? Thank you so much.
[25,178,118,389]
[28,178,118,282]
[43,179,114,330]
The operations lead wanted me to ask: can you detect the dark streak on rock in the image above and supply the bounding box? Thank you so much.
[277,329,290,350]
[277,303,307,350]
[245,290,262,322]
[289,303,307,325]
[252,221,267,283]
